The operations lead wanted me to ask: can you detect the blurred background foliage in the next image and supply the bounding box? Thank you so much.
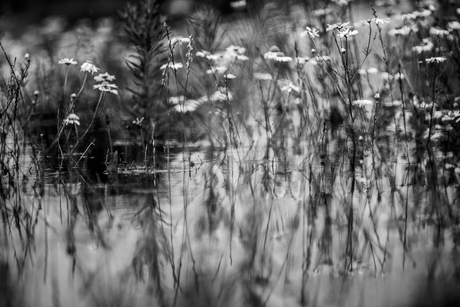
[0,0,235,33]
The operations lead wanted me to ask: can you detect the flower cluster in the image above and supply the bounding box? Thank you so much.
[326,22,358,38]
[93,73,118,95]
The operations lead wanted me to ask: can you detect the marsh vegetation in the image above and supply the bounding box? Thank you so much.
[1,0,460,306]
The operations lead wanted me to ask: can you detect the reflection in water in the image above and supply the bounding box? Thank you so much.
[2,145,460,307]
[0,82,454,304]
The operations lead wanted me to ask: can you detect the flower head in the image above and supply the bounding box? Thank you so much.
[196,50,212,58]
[425,56,447,64]
[447,21,460,31]
[170,36,191,46]
[352,99,373,108]
[224,73,236,79]
[389,25,418,36]
[133,117,144,126]
[412,38,434,54]
[253,72,273,81]
[281,82,300,93]
[313,8,332,17]
[160,62,184,70]
[230,0,247,10]
[206,66,228,75]
[64,113,80,126]
[264,51,292,62]
[372,17,390,25]
[326,22,350,32]
[332,0,353,6]
[59,58,78,66]
[81,61,100,74]
[94,72,116,82]
[430,27,449,37]
[295,56,309,64]
[93,83,118,95]
[337,28,359,38]
[174,99,202,113]
[300,27,320,39]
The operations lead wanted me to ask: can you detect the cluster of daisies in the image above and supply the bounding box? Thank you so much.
[58,58,118,95]
[57,58,118,126]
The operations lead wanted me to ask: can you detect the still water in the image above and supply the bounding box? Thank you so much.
[2,144,460,307]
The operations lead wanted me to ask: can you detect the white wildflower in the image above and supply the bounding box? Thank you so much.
[160,62,184,70]
[174,99,202,113]
[264,51,279,60]
[280,82,300,93]
[313,8,332,17]
[389,25,418,36]
[81,61,100,74]
[59,58,77,65]
[93,82,118,95]
[230,0,247,10]
[206,66,228,75]
[94,72,116,82]
[296,56,311,65]
[326,22,350,32]
[275,56,293,62]
[210,88,233,102]
[425,56,447,63]
[64,113,80,126]
[227,45,245,54]
[315,55,332,62]
[300,26,320,39]
[447,21,460,31]
[93,73,118,95]
[352,99,373,107]
[412,38,434,54]
[367,67,379,74]
[168,96,185,104]
[264,50,292,62]
[171,36,191,45]
[332,0,353,6]
[372,17,390,25]
[358,67,379,75]
[196,50,211,58]
[133,117,144,126]
[337,28,359,38]
[253,72,273,80]
[430,27,449,37]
